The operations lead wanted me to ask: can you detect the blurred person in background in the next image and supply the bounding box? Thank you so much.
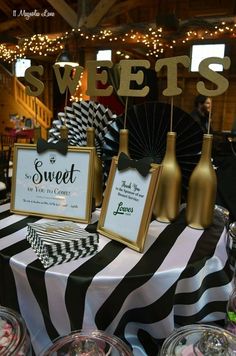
[190,95,212,133]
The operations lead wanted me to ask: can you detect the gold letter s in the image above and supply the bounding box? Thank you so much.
[197,57,231,96]
[25,65,44,96]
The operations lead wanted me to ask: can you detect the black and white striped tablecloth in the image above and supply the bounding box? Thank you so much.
[0,203,233,355]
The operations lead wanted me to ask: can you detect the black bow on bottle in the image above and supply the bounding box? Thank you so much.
[118,152,154,177]
[37,138,68,155]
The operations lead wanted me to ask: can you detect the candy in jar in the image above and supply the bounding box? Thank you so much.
[0,306,31,355]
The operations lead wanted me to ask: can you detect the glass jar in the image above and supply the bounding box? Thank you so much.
[40,330,132,355]
[225,222,236,334]
[214,205,230,227]
[0,306,31,355]
[160,324,236,355]
[228,222,236,272]
[226,288,236,335]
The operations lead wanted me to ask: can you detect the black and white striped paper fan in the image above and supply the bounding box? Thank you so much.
[48,100,115,157]
[102,101,203,199]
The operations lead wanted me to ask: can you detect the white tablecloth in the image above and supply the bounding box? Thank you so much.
[0,203,233,355]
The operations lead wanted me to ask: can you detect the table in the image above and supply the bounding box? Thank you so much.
[8,128,34,142]
[0,203,233,355]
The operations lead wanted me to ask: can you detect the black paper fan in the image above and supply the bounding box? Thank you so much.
[102,101,204,198]
[48,100,115,157]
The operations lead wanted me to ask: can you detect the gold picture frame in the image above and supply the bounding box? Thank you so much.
[97,156,161,252]
[10,143,95,223]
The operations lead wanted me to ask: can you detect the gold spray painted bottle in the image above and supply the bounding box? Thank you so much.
[186,133,216,229]
[60,125,68,140]
[118,129,130,157]
[86,127,103,207]
[153,131,181,222]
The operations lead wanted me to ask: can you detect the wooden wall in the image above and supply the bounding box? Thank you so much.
[155,40,236,132]
[157,74,236,132]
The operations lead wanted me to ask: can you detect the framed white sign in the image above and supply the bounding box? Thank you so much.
[10,144,95,223]
[97,156,161,252]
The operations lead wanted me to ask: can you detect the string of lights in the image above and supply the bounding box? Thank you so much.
[0,34,67,62]
[70,71,84,102]
[1,21,236,63]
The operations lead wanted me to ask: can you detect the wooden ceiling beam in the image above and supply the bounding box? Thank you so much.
[0,19,18,33]
[81,0,119,29]
[78,0,88,27]
[24,0,42,8]
[104,0,147,21]
[46,0,78,28]
[0,0,33,34]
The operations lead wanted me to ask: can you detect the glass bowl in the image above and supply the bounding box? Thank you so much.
[160,324,236,355]
[40,329,132,355]
[0,306,31,355]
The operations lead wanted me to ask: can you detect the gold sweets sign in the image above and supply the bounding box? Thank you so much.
[24,55,231,98]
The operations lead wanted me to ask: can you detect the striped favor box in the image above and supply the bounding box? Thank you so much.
[26,221,99,268]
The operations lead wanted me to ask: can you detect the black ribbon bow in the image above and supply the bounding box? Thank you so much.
[37,138,68,155]
[118,152,154,177]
